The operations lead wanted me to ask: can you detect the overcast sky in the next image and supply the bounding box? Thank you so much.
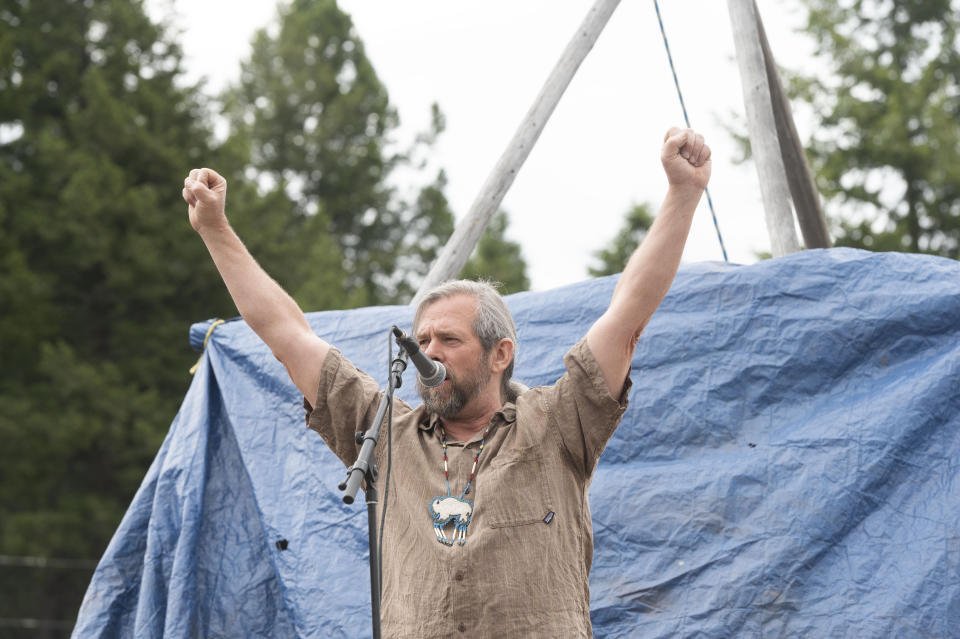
[149,0,816,291]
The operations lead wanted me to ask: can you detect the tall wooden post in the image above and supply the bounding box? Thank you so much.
[754,1,831,249]
[413,0,624,304]
[727,0,801,257]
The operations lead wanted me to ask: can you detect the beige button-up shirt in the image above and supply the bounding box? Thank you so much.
[305,337,630,638]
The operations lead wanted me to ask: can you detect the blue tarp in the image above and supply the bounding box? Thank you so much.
[73,248,960,637]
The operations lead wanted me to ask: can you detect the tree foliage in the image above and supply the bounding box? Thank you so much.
[460,210,530,294]
[220,0,455,305]
[588,203,654,277]
[0,0,237,626]
[791,0,960,256]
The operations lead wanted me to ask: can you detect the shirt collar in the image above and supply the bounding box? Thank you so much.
[418,402,517,433]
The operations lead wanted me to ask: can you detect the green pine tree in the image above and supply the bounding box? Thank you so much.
[791,0,960,256]
[220,0,455,306]
[0,0,233,624]
[461,211,530,294]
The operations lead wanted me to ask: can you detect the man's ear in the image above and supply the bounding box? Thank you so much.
[489,338,514,374]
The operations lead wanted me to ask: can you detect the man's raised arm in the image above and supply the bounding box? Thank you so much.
[586,128,712,396]
[182,168,329,400]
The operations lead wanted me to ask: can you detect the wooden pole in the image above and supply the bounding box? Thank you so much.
[727,0,801,257]
[413,0,623,304]
[754,1,832,249]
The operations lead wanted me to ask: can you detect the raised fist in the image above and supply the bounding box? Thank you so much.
[182,168,228,233]
[660,127,711,192]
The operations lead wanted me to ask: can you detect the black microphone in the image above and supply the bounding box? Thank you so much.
[392,326,447,388]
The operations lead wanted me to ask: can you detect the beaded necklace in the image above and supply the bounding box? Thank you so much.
[428,425,490,546]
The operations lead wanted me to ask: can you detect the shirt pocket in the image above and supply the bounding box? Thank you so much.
[483,446,553,529]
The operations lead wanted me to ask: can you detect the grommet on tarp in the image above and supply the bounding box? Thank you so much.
[189,319,226,375]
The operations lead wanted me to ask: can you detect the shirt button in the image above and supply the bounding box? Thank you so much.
[455,572,464,581]
[458,622,467,633]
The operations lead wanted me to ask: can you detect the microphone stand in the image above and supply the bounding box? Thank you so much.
[339,335,408,639]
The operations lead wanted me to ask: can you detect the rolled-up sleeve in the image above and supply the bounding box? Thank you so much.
[303,348,389,466]
[541,337,631,477]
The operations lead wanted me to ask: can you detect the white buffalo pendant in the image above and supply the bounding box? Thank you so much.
[428,495,475,546]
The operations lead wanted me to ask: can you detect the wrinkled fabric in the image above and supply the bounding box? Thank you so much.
[73,249,960,638]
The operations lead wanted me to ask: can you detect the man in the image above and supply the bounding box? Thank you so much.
[182,127,711,637]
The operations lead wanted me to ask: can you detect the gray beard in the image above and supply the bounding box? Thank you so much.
[418,358,491,419]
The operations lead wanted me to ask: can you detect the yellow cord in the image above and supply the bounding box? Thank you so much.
[189,319,226,375]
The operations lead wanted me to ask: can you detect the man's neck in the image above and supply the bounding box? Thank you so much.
[441,391,503,442]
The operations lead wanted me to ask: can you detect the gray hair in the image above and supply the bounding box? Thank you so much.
[413,279,526,402]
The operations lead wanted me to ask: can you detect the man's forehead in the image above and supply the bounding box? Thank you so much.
[416,294,477,335]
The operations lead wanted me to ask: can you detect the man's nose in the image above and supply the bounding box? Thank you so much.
[423,341,441,361]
